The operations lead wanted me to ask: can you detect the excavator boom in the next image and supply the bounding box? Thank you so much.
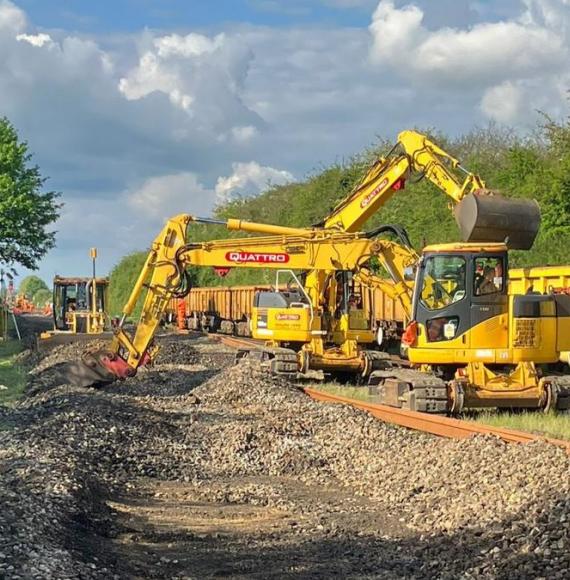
[62,215,417,387]
[321,130,540,250]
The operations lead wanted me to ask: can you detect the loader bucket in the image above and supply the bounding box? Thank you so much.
[455,192,541,250]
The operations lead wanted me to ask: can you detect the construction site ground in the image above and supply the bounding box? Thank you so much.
[1,321,570,579]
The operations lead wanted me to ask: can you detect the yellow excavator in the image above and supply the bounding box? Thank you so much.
[315,131,569,412]
[61,130,570,414]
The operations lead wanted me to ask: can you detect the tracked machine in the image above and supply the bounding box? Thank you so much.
[59,130,570,414]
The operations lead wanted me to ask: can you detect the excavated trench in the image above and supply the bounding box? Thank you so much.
[1,330,570,579]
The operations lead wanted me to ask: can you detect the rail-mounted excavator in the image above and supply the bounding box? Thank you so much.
[314,131,569,412]
[60,130,570,414]
[63,221,417,386]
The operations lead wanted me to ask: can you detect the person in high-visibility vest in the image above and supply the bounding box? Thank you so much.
[177,298,186,331]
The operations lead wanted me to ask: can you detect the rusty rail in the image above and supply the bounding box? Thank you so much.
[304,387,570,453]
[213,335,264,350]
[213,334,570,453]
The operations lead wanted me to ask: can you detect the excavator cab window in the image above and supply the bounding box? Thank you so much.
[473,256,504,296]
[420,256,466,311]
[255,291,306,308]
[76,283,87,310]
[415,250,509,344]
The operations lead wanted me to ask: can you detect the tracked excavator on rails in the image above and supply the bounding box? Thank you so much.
[60,130,570,414]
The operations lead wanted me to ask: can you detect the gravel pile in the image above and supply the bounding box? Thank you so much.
[1,335,569,578]
[193,363,570,576]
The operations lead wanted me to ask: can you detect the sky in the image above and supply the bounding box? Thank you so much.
[1,0,570,282]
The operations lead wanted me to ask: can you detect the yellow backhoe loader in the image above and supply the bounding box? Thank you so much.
[40,276,110,347]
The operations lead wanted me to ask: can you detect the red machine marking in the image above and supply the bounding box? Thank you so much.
[360,178,389,208]
[225,252,290,264]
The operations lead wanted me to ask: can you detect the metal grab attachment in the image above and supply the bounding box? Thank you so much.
[57,350,136,387]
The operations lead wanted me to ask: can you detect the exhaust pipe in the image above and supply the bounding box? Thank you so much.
[455,192,541,250]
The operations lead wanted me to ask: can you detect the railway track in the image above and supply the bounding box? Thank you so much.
[214,333,570,454]
[209,332,409,365]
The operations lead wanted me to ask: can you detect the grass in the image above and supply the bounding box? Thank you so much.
[471,411,570,441]
[0,338,26,407]
[311,382,377,403]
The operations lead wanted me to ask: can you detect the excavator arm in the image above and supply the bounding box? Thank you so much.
[321,130,539,250]
[63,215,414,387]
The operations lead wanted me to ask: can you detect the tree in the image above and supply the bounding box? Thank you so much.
[32,288,52,308]
[19,275,48,300]
[0,117,61,270]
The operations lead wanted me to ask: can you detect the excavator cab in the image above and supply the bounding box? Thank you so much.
[52,276,109,334]
[250,269,375,346]
[251,270,314,344]
[409,243,509,363]
[330,271,374,341]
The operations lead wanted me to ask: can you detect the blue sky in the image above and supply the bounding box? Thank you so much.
[16,0,376,31]
[0,0,568,282]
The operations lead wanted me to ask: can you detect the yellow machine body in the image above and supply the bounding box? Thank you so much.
[405,243,570,410]
[49,276,109,335]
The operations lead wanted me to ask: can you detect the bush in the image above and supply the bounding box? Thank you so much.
[108,252,149,319]
[32,288,52,308]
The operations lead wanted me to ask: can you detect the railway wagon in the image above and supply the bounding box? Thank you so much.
[509,265,570,294]
[184,285,272,336]
[170,284,408,347]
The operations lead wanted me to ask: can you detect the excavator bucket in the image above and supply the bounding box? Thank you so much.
[455,193,541,250]
[54,350,127,388]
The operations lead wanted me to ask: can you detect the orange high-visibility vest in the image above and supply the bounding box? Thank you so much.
[177,299,186,331]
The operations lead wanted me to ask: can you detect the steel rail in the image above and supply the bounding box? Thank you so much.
[212,335,264,350]
[303,387,570,453]
[213,334,570,453]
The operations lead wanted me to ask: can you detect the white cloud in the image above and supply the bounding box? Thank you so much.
[16,32,52,47]
[118,30,261,134]
[0,0,25,32]
[368,0,570,123]
[155,33,225,58]
[215,162,294,201]
[369,1,424,64]
[127,172,216,220]
[480,82,523,123]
